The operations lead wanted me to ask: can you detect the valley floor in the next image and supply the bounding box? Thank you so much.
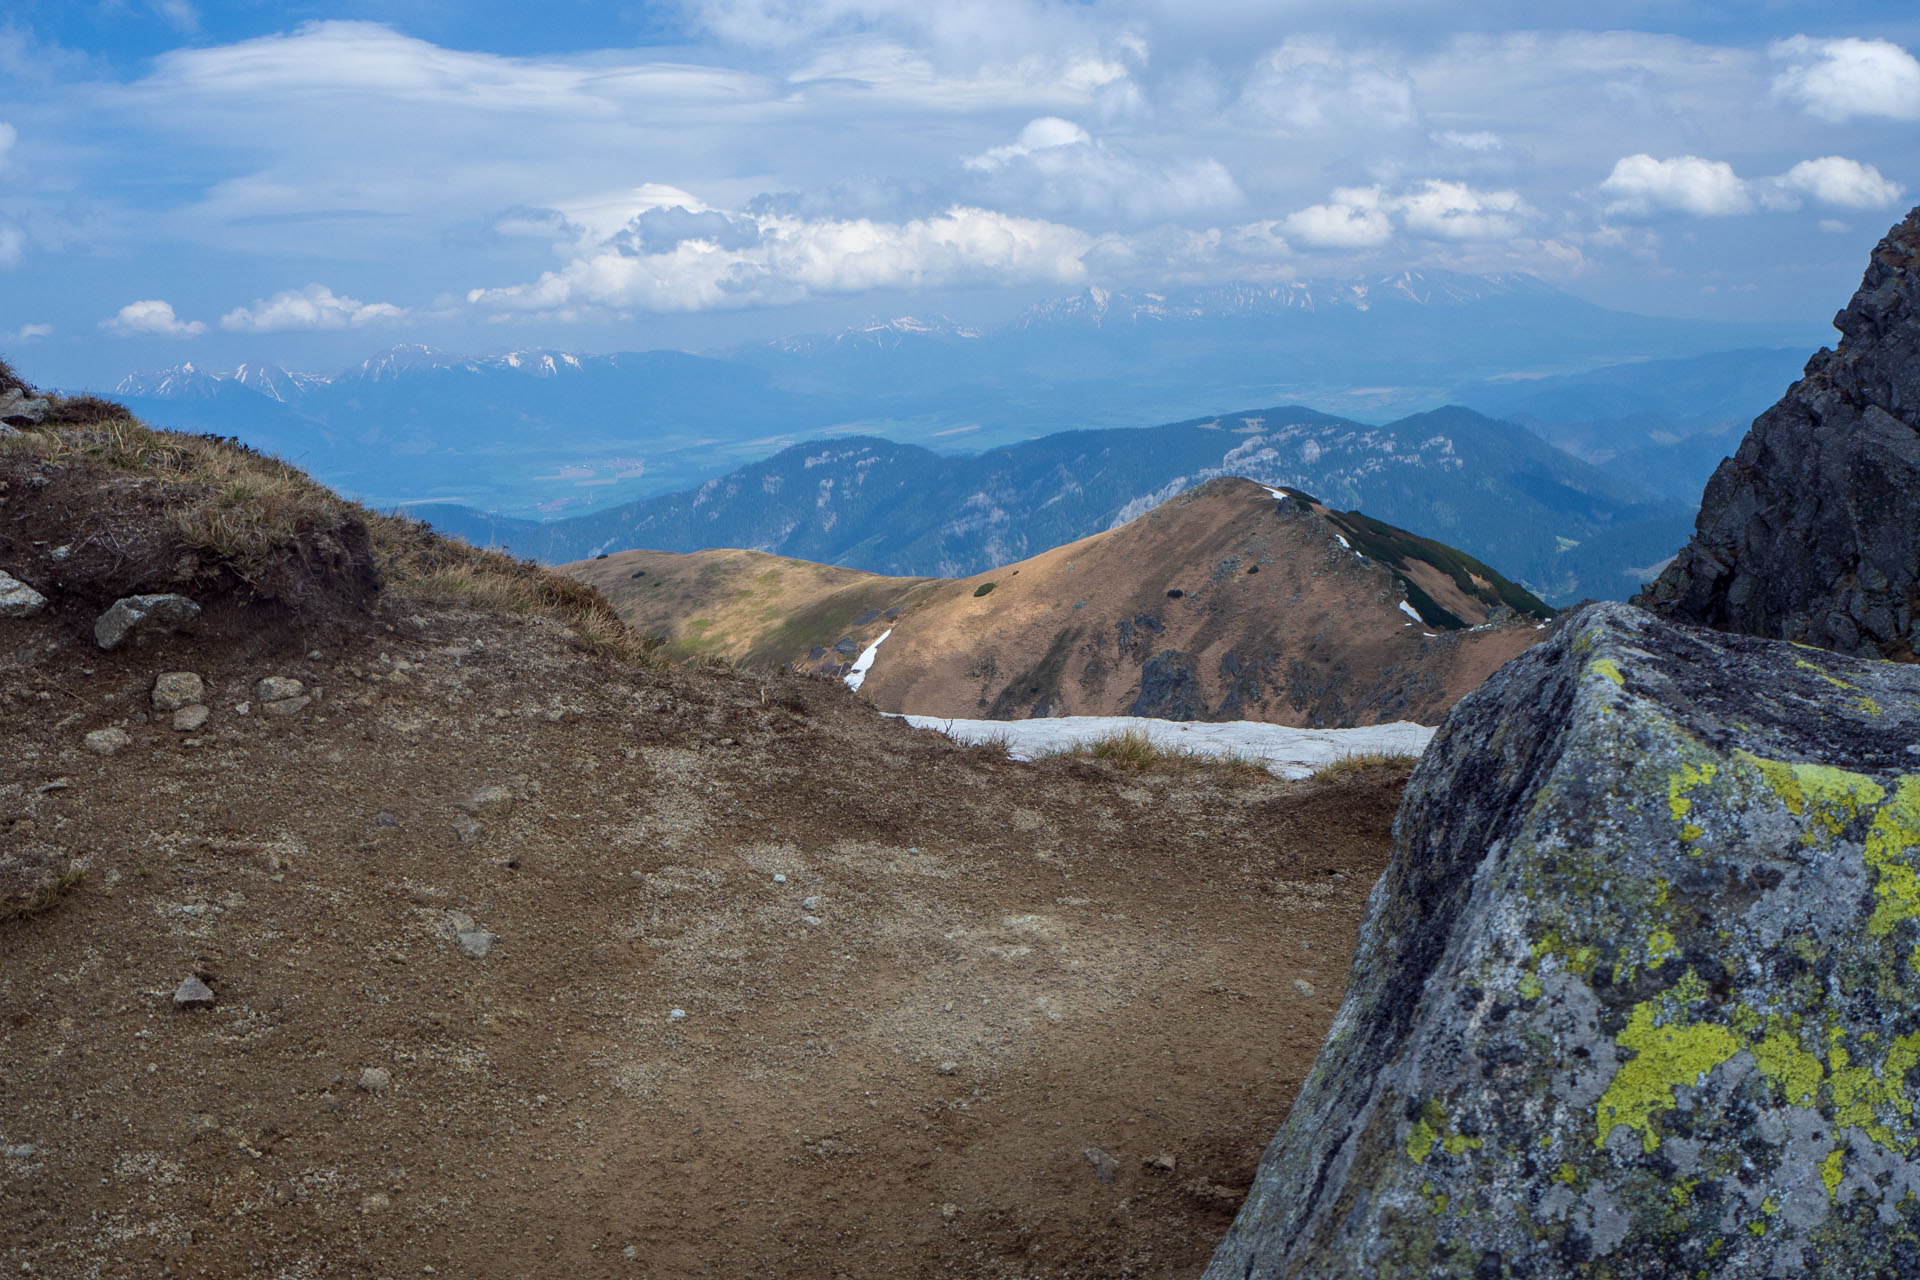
[2,594,1408,1279]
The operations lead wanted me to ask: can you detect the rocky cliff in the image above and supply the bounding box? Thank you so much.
[1637,206,1920,659]
[1205,603,1920,1277]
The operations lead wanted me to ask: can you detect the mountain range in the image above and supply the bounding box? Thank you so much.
[425,404,1692,606]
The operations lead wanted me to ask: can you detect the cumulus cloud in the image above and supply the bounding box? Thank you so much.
[103,300,207,337]
[962,117,1241,222]
[1239,39,1417,134]
[1599,154,1753,217]
[1769,156,1904,210]
[219,284,409,333]
[9,322,51,340]
[469,203,1094,314]
[1772,36,1920,122]
[1601,153,1904,218]
[1279,180,1530,249]
[1395,180,1532,240]
[1283,187,1392,248]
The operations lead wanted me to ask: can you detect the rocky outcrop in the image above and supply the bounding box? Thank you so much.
[1206,603,1920,1278]
[1637,207,1920,659]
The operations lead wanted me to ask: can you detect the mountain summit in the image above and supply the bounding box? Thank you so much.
[1638,205,1920,659]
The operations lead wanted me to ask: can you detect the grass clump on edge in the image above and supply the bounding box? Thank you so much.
[1041,727,1271,780]
[1,867,86,926]
[1312,750,1420,779]
[0,391,663,666]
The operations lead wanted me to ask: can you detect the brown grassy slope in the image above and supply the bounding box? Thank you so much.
[570,477,1545,727]
[0,372,1415,1278]
[568,546,940,665]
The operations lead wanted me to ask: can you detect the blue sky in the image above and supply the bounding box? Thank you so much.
[3,1,1918,386]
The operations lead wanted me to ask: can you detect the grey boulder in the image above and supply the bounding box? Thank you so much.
[0,570,47,618]
[1206,603,1920,1279]
[94,595,201,651]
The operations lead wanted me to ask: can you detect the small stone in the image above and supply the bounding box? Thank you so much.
[1084,1147,1120,1184]
[375,812,399,828]
[256,676,305,702]
[0,570,47,619]
[361,1192,390,1213]
[668,1008,687,1021]
[84,727,132,755]
[459,785,515,815]
[235,701,251,716]
[259,695,311,717]
[800,914,823,928]
[151,672,204,711]
[451,815,485,844]
[940,1203,958,1220]
[1144,1153,1177,1174]
[937,1061,958,1076]
[624,1245,638,1259]
[34,779,69,794]
[801,896,821,910]
[93,594,201,651]
[772,873,787,884]
[456,929,496,959]
[1292,978,1317,998]
[172,975,215,1009]
[3,1144,37,1159]
[172,705,209,732]
[307,650,324,661]
[357,1067,391,1092]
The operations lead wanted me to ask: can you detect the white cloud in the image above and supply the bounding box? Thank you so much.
[0,122,15,167]
[962,117,1242,222]
[1820,219,1852,234]
[964,117,1091,170]
[1432,130,1503,152]
[469,203,1094,314]
[1772,36,1920,123]
[0,225,21,268]
[1394,180,1531,240]
[219,284,408,333]
[9,322,51,341]
[1769,156,1904,211]
[1282,187,1392,248]
[1239,39,1417,134]
[103,300,207,337]
[1599,154,1753,217]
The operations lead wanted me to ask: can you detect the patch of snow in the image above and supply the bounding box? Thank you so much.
[895,714,1434,780]
[1263,486,1287,501]
[844,629,893,693]
[1398,601,1423,624]
[1334,533,1351,550]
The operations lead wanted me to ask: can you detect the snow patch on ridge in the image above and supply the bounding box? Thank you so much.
[845,629,893,693]
[896,714,1434,780]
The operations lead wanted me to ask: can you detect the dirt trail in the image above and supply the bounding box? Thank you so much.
[1,595,1406,1279]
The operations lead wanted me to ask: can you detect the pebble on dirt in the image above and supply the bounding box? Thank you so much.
[357,1067,391,1092]
[172,705,209,732]
[83,727,132,755]
[150,672,204,711]
[0,569,47,618]
[172,975,215,1009]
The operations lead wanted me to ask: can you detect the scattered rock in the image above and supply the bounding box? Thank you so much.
[258,696,311,717]
[171,705,209,733]
[800,914,823,928]
[1204,603,1920,1278]
[1144,1153,1177,1174]
[0,570,47,619]
[255,676,305,703]
[832,636,859,657]
[171,975,215,1009]
[1083,1147,1119,1185]
[361,1192,391,1213]
[83,727,132,755]
[1290,978,1315,997]
[356,1067,391,1093]
[0,387,49,425]
[93,594,201,651]
[936,1061,957,1077]
[234,701,251,716]
[772,873,787,885]
[375,812,399,828]
[668,1008,687,1022]
[151,672,204,711]
[450,815,485,845]
[456,929,496,959]
[801,895,821,910]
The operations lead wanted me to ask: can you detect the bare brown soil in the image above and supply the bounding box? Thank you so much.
[0,592,1407,1279]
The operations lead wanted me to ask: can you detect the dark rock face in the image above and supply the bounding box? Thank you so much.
[1637,206,1920,659]
[1205,603,1920,1278]
[1129,650,1207,720]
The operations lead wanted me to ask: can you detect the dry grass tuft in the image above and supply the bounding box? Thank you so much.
[1042,728,1271,779]
[1312,750,1420,779]
[1,867,86,926]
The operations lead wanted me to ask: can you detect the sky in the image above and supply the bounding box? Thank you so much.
[2,1,1917,387]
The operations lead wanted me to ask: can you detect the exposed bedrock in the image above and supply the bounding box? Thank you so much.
[1205,603,1920,1278]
